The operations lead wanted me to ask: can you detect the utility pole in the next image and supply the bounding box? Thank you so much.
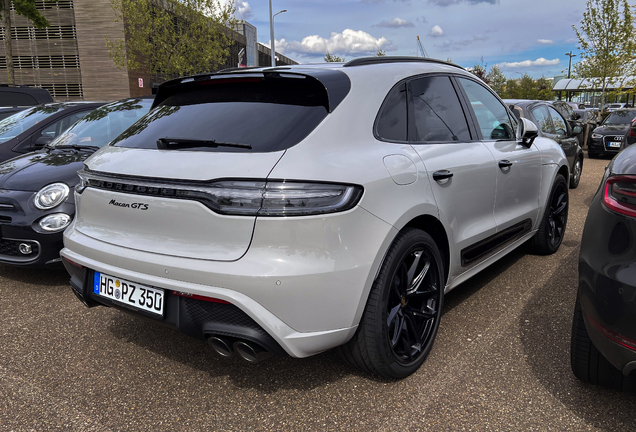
[565,51,576,102]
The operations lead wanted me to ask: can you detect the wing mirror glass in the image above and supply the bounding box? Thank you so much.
[572,125,583,135]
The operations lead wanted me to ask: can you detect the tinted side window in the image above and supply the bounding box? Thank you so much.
[410,76,471,142]
[457,78,515,140]
[530,105,555,134]
[548,107,568,135]
[376,83,407,141]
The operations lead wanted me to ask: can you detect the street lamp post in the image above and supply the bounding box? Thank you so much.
[565,51,576,102]
[268,1,287,67]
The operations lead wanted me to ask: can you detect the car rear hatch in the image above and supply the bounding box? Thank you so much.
[74,69,351,261]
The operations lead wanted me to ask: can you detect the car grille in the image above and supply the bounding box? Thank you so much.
[183,297,262,331]
[604,135,624,151]
[0,239,38,257]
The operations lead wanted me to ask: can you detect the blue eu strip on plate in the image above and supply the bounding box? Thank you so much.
[94,271,101,294]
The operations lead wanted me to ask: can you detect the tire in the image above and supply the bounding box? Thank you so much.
[531,174,568,255]
[339,228,444,379]
[570,294,636,391]
[569,157,582,189]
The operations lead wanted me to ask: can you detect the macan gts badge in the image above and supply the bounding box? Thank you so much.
[62,57,570,379]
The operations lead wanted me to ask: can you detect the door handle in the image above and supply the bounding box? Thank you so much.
[433,170,453,181]
[499,160,513,170]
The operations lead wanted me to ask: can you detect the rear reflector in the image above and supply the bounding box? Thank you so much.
[172,291,230,304]
[602,175,636,218]
[587,313,636,352]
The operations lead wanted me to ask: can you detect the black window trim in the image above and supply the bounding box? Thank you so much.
[373,72,480,145]
[452,74,519,142]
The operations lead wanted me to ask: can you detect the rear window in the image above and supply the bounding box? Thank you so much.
[111,77,330,153]
[0,105,63,143]
[0,91,37,106]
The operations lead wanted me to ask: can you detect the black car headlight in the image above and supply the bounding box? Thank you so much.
[34,183,70,210]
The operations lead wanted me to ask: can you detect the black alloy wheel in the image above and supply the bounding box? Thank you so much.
[386,246,441,365]
[570,158,582,189]
[532,174,568,255]
[339,228,444,379]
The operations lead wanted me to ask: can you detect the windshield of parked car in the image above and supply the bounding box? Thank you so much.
[110,76,331,153]
[48,98,153,148]
[0,105,63,143]
[603,111,636,125]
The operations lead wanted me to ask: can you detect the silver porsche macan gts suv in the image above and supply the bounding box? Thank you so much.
[62,57,570,378]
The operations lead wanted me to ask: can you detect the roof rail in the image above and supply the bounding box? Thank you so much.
[343,56,464,70]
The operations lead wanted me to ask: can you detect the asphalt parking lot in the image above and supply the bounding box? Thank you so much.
[1,153,635,431]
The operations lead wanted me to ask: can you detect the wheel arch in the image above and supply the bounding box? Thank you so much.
[402,215,450,286]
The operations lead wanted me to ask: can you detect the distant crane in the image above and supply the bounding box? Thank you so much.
[417,36,428,58]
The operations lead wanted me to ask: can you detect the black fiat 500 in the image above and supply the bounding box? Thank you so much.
[571,144,636,391]
[0,97,153,268]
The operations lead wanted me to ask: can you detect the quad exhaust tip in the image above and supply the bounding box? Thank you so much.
[208,336,234,358]
[207,336,271,363]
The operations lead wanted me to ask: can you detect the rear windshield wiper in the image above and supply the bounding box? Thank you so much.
[156,137,252,150]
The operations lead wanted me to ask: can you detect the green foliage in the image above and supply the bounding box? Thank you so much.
[470,57,490,84]
[0,0,53,29]
[374,49,386,57]
[324,53,345,62]
[106,0,237,79]
[519,73,537,99]
[535,76,555,100]
[504,79,521,99]
[487,65,506,96]
[572,0,636,107]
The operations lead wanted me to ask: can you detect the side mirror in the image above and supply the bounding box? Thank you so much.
[34,136,53,148]
[572,125,583,135]
[572,113,581,120]
[517,117,538,147]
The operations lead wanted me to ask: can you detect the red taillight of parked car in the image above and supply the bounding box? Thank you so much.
[587,313,636,352]
[603,175,636,217]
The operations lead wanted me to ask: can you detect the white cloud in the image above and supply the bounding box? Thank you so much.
[498,58,561,68]
[275,29,389,56]
[374,18,414,28]
[429,25,444,37]
[537,39,553,45]
[233,0,253,20]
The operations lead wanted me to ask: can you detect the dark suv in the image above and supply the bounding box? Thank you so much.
[0,84,53,107]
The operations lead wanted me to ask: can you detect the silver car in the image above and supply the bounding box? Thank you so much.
[61,57,570,379]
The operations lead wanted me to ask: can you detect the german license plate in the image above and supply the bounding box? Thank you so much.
[93,272,164,316]
[608,142,621,148]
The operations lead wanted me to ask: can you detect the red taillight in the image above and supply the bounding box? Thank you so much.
[629,119,636,137]
[602,175,636,217]
[172,290,230,304]
[587,314,636,352]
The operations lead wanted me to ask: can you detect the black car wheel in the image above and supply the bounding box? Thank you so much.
[531,174,568,255]
[570,157,582,189]
[571,294,636,391]
[339,228,444,379]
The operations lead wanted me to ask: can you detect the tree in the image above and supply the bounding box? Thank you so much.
[374,49,386,57]
[487,65,506,97]
[106,0,237,80]
[535,76,554,100]
[470,57,490,84]
[519,73,537,99]
[324,53,345,62]
[572,0,635,115]
[505,79,521,99]
[0,0,57,84]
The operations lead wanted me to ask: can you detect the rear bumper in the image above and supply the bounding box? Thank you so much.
[578,191,636,375]
[62,207,397,357]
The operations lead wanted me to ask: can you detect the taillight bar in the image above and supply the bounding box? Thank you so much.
[587,313,636,352]
[602,175,636,218]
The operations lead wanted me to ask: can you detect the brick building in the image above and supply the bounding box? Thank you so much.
[0,0,296,102]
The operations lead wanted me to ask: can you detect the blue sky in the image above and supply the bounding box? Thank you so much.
[231,0,586,79]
